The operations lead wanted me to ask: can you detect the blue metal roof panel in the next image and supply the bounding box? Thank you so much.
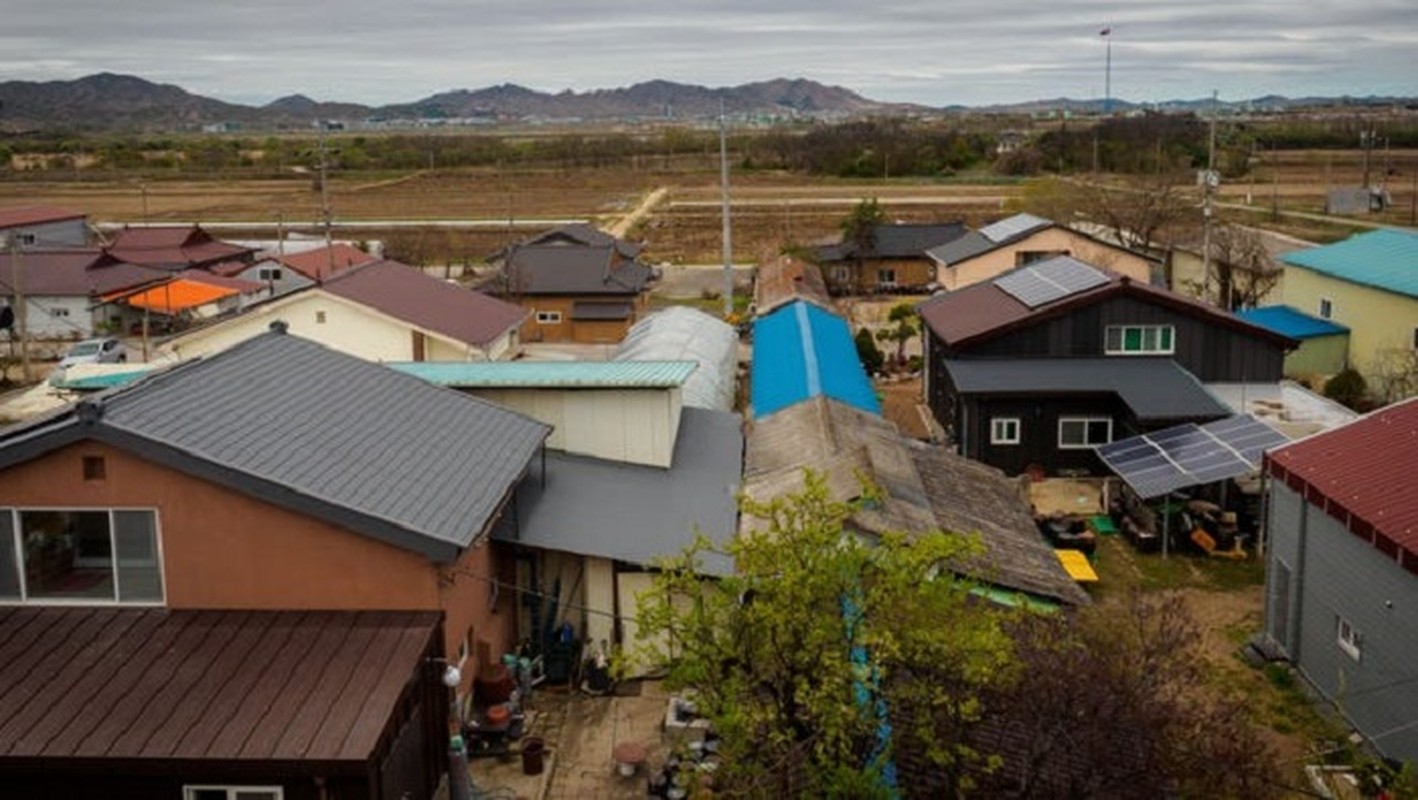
[1279,230,1418,298]
[752,301,880,418]
[388,360,698,388]
[1234,305,1350,340]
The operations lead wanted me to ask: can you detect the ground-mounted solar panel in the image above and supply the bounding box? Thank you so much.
[1096,414,1291,499]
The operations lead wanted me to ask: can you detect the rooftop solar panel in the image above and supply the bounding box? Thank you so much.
[979,213,1051,243]
[994,257,1109,308]
[1096,414,1290,499]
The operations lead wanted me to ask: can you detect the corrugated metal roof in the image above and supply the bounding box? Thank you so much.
[0,607,439,763]
[1266,396,1418,569]
[751,300,880,418]
[0,250,167,298]
[501,244,652,295]
[614,307,739,411]
[322,260,527,347]
[927,231,997,265]
[943,357,1230,421]
[979,212,1053,244]
[1279,230,1418,299]
[389,360,698,388]
[755,257,834,315]
[0,332,550,561]
[1235,305,1350,339]
[0,205,85,229]
[494,407,742,576]
[816,222,967,262]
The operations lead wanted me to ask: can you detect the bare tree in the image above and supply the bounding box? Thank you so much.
[1186,224,1283,310]
[1368,348,1418,404]
[1018,175,1198,255]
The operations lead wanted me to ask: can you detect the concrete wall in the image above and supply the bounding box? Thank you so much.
[1285,334,1349,380]
[1264,482,1418,762]
[1282,266,1418,392]
[0,440,515,681]
[11,295,96,339]
[469,386,681,467]
[939,228,1154,291]
[1171,249,1285,308]
[164,291,484,363]
[3,218,88,248]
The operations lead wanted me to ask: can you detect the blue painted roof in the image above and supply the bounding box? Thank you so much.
[387,360,697,388]
[1234,305,1349,340]
[1279,229,1418,298]
[751,300,881,418]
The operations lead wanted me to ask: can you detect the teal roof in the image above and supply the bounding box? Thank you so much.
[1234,305,1349,340]
[386,360,698,388]
[47,368,152,391]
[1280,229,1418,298]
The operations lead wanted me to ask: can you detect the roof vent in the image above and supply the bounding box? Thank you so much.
[269,320,289,334]
[76,400,104,424]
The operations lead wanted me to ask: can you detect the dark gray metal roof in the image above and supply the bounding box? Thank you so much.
[571,300,634,320]
[926,231,997,265]
[942,357,1230,421]
[502,244,653,295]
[495,407,742,576]
[0,332,551,561]
[926,213,1055,265]
[817,222,967,262]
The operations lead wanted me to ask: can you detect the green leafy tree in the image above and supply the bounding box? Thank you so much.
[876,302,920,370]
[841,197,888,283]
[634,472,1012,796]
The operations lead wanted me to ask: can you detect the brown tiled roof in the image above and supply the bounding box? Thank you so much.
[755,257,833,315]
[918,269,1294,350]
[323,259,527,347]
[0,205,86,229]
[279,243,378,281]
[106,226,254,270]
[1265,397,1418,573]
[0,249,167,297]
[0,607,440,764]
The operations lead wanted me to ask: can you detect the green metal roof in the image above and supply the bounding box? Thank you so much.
[387,360,698,388]
[1280,229,1418,299]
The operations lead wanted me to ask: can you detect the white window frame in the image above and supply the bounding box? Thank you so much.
[990,417,1021,445]
[0,507,166,607]
[183,787,284,800]
[1104,324,1176,355]
[1318,297,1333,320]
[535,310,563,324]
[1058,417,1113,449]
[1336,616,1362,662]
[877,268,897,287]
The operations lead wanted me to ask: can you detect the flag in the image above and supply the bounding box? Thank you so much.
[1100,27,1112,36]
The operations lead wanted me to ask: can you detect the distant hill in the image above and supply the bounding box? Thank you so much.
[0,72,1411,133]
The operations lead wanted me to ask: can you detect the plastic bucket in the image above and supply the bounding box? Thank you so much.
[521,737,546,775]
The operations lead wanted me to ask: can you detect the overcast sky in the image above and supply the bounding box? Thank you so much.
[4,1,1414,107]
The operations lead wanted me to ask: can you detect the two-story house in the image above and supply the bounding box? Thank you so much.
[919,256,1295,475]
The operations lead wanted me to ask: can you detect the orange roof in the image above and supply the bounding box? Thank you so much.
[121,279,239,314]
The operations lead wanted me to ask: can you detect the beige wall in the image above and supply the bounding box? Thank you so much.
[1283,266,1418,390]
[0,440,515,682]
[938,228,1154,290]
[1170,249,1285,308]
[163,291,493,363]
[470,386,681,467]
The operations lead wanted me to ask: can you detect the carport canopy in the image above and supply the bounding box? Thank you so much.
[1095,414,1290,499]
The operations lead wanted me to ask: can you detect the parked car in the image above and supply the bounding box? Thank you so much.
[59,337,127,368]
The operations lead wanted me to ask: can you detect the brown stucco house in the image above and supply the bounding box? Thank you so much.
[814,221,967,294]
[0,330,550,798]
[926,213,1157,291]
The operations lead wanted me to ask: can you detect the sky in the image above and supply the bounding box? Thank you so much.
[3,1,1414,108]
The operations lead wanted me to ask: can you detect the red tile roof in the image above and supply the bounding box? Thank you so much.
[323,260,527,348]
[279,243,378,281]
[106,226,254,270]
[1265,397,1418,573]
[0,607,440,764]
[918,269,1294,350]
[0,205,85,229]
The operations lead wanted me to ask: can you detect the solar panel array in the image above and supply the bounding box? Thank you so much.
[979,212,1050,243]
[1095,414,1290,499]
[994,256,1110,308]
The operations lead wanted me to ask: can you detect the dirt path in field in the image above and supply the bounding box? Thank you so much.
[608,186,668,237]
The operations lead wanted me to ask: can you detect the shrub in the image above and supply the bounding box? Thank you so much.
[1323,368,1368,410]
[855,327,884,375]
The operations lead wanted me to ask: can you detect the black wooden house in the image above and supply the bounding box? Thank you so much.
[918,257,1295,476]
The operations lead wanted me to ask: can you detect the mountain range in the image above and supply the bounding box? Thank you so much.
[0,72,1411,133]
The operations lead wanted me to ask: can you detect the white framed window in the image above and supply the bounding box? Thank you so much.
[1318,298,1333,320]
[1105,324,1175,355]
[257,267,283,281]
[990,417,1021,445]
[535,310,562,324]
[1336,616,1362,662]
[184,787,284,800]
[0,508,164,605]
[1058,417,1112,449]
[877,268,897,286]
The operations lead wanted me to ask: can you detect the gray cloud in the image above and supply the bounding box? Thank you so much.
[1,1,1412,106]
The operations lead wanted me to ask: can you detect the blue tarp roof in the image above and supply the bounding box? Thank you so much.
[751,300,881,418]
[1234,305,1349,340]
[1279,229,1418,299]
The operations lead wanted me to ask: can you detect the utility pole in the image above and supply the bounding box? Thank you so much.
[1201,90,1218,308]
[317,121,335,277]
[7,236,30,383]
[719,102,734,319]
[1361,128,1373,189]
[274,213,286,298]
